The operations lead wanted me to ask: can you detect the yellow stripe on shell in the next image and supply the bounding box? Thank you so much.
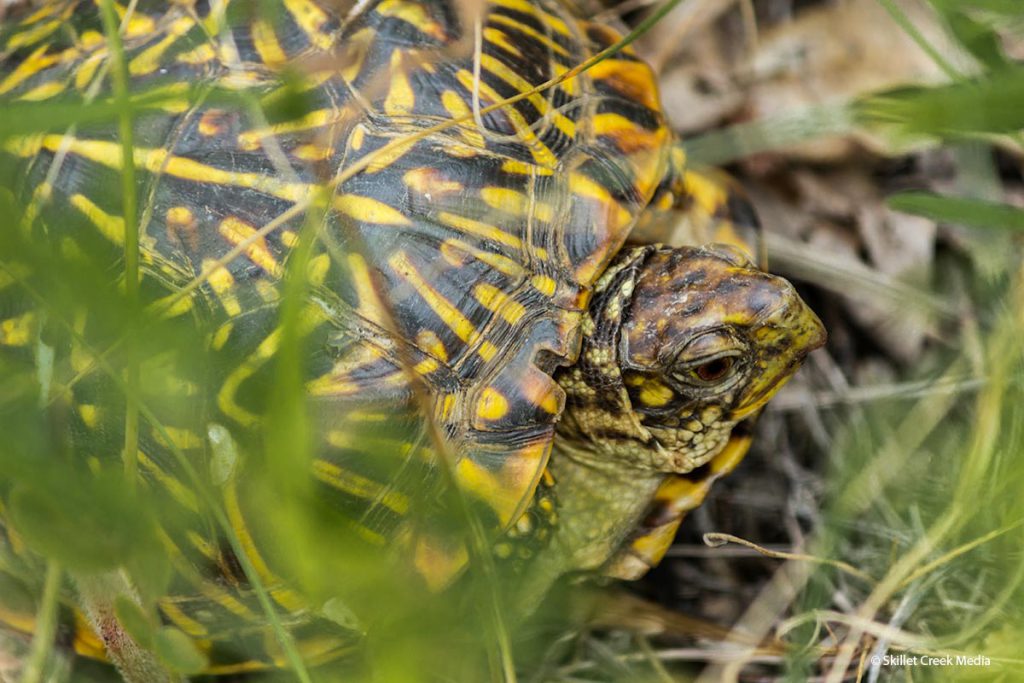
[455,69,557,168]
[435,211,522,250]
[39,136,311,203]
[69,193,124,244]
[251,17,288,66]
[218,217,283,277]
[388,251,497,362]
[480,187,555,224]
[489,0,571,36]
[158,600,210,637]
[223,478,306,612]
[202,259,243,317]
[311,459,410,516]
[383,50,415,116]
[439,239,524,278]
[440,90,486,148]
[375,0,447,42]
[283,0,335,50]
[0,45,60,95]
[128,16,195,76]
[473,283,526,325]
[17,80,65,101]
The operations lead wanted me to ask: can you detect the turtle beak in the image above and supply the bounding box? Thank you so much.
[732,281,826,420]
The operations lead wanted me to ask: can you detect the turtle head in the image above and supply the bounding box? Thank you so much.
[557,244,825,474]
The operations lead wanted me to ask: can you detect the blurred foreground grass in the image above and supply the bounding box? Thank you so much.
[1,1,1024,682]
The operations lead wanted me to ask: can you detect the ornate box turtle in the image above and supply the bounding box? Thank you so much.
[0,0,825,677]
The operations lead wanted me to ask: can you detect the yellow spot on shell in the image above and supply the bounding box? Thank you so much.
[477,388,509,421]
[334,195,409,225]
[202,259,242,317]
[177,43,215,65]
[480,187,554,223]
[77,404,99,428]
[384,51,415,116]
[283,0,334,50]
[293,143,332,161]
[218,217,282,277]
[440,90,485,148]
[501,160,552,176]
[403,168,462,196]
[18,80,64,101]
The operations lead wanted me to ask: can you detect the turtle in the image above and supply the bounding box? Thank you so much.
[0,0,825,677]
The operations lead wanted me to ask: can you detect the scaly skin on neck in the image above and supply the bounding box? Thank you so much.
[513,244,825,609]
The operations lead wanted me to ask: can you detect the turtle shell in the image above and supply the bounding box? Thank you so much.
[0,0,674,586]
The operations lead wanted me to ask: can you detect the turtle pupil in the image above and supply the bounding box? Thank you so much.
[695,357,733,382]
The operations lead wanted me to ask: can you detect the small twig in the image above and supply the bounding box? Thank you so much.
[703,533,874,583]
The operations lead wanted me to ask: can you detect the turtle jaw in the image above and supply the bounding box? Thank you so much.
[729,284,826,421]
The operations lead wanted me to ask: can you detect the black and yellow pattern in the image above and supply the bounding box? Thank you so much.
[0,0,825,676]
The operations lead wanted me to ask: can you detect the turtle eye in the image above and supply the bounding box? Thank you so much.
[690,356,735,383]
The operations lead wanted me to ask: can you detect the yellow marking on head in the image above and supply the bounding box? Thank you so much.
[384,51,415,116]
[283,0,335,50]
[17,80,65,101]
[41,136,310,203]
[68,194,124,244]
[480,187,554,223]
[129,17,194,76]
[477,387,509,420]
[403,168,463,196]
[218,217,283,277]
[77,403,99,428]
[637,379,675,407]
[436,211,522,249]
[440,90,486,148]
[251,17,287,66]
[376,0,446,41]
[416,328,448,362]
[530,274,556,296]
[501,159,553,176]
[440,239,524,277]
[0,45,59,96]
[202,259,242,317]
[177,42,216,64]
[312,459,410,515]
[483,27,521,57]
[334,194,410,225]
[474,283,526,325]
